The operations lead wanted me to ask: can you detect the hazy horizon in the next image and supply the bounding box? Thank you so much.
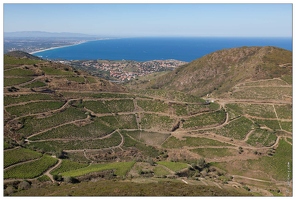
[3,30,293,39]
[3,3,292,38]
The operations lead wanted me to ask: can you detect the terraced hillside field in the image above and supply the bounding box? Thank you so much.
[4,50,292,197]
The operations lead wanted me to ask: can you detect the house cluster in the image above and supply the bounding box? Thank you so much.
[76,59,187,81]
[110,71,138,81]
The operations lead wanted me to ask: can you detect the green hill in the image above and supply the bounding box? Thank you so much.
[146,46,292,97]
[5,51,44,60]
[4,52,126,93]
[4,49,292,197]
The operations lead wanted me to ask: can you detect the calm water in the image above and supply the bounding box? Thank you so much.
[33,37,292,62]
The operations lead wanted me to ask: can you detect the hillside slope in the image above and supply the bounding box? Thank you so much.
[4,51,125,93]
[148,46,292,96]
[5,51,44,60]
[4,50,292,196]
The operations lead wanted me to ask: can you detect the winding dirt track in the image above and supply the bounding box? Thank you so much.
[5,92,290,154]
[4,78,292,190]
[232,175,272,183]
[44,158,63,182]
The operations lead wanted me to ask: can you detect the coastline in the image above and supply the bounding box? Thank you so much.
[30,38,119,55]
[30,40,88,54]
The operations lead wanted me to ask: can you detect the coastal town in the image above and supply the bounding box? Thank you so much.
[4,37,187,82]
[68,59,187,82]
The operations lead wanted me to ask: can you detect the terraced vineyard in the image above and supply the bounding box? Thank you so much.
[3,50,292,196]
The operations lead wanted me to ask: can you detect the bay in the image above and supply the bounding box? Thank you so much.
[33,37,292,62]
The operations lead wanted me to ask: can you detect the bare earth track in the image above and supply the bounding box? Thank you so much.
[4,68,292,195]
[5,84,291,182]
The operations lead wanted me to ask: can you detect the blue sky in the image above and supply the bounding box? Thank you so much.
[3,3,292,37]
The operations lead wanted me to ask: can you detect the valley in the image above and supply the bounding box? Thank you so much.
[3,48,292,196]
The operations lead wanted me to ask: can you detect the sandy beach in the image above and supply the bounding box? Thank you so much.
[29,41,88,54]
[29,38,116,55]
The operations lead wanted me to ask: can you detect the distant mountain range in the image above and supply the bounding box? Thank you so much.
[4,31,98,38]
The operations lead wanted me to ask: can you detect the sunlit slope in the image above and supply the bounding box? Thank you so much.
[147,46,292,97]
[4,49,292,196]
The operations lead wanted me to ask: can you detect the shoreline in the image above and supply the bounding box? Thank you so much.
[29,40,88,54]
[30,38,115,55]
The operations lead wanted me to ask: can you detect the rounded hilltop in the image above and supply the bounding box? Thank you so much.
[5,50,44,60]
[147,46,292,97]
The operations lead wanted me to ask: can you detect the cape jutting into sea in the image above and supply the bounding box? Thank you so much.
[33,37,292,62]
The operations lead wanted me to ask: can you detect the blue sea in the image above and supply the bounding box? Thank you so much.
[33,37,292,62]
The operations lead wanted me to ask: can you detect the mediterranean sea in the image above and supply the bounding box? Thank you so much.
[33,37,292,62]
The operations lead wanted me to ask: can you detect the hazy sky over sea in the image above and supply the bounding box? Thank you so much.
[3,1,293,37]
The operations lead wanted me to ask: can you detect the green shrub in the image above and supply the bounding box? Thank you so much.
[64,176,80,183]
[18,180,31,190]
[4,186,15,196]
